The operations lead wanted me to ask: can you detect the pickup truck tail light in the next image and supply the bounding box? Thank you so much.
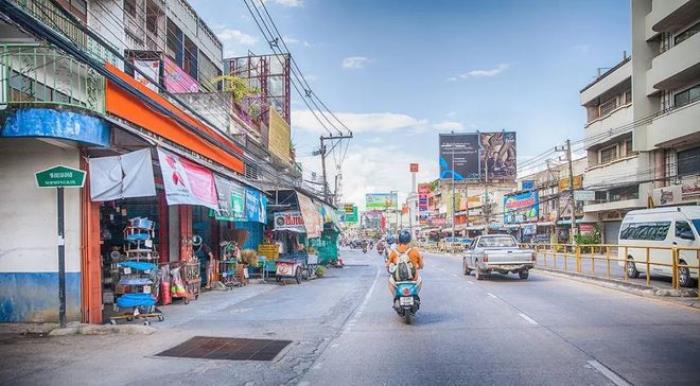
[531,252,537,262]
[482,254,489,263]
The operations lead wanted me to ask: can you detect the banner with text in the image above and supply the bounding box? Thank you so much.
[157,148,218,210]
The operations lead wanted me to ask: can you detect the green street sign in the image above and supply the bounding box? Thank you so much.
[35,165,86,188]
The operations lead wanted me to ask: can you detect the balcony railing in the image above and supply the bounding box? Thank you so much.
[0,44,105,113]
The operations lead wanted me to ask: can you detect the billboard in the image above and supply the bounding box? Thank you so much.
[480,131,516,181]
[503,190,539,224]
[439,133,480,180]
[268,107,291,164]
[365,193,398,210]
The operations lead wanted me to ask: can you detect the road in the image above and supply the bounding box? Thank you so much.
[1,249,699,385]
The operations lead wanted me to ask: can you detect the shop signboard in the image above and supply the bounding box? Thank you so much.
[35,165,86,188]
[439,133,480,181]
[297,193,322,238]
[503,190,539,224]
[365,192,398,210]
[268,107,291,164]
[274,211,305,233]
[521,179,535,191]
[157,148,218,210]
[480,132,517,181]
[559,175,584,191]
[652,185,682,206]
[163,56,199,93]
[212,175,246,222]
[245,188,267,224]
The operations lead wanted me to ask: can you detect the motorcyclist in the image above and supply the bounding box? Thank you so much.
[386,230,423,296]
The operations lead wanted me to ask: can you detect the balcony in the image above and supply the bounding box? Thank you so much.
[584,104,633,148]
[584,155,644,189]
[646,0,700,37]
[0,44,105,114]
[580,60,631,105]
[647,31,700,95]
[645,100,700,150]
[584,197,645,214]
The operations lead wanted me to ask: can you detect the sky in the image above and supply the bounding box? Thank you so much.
[189,0,631,208]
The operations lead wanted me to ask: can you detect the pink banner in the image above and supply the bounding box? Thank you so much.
[157,148,218,210]
[163,56,199,93]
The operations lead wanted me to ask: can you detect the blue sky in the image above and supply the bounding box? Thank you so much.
[190,0,631,207]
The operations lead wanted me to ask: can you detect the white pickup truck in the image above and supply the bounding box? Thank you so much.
[462,235,536,280]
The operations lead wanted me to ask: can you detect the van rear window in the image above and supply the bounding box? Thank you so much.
[619,221,671,241]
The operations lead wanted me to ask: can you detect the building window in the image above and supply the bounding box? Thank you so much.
[124,0,137,17]
[625,138,634,156]
[599,145,617,164]
[183,36,198,80]
[146,0,160,36]
[609,185,638,202]
[674,21,700,45]
[678,147,700,177]
[624,89,632,104]
[166,18,183,65]
[599,97,618,116]
[674,84,700,108]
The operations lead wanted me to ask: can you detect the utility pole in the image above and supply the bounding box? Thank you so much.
[565,139,577,244]
[451,143,456,253]
[483,151,490,235]
[314,134,353,202]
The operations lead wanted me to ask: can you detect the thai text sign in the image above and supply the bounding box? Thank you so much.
[274,211,305,232]
[36,165,86,188]
[157,148,218,210]
[503,190,539,224]
[163,56,199,93]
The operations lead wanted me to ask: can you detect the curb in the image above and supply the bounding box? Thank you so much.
[534,267,700,309]
[0,321,157,337]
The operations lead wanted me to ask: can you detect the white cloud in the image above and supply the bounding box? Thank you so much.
[293,110,464,135]
[298,146,438,210]
[445,111,457,118]
[284,36,312,47]
[216,28,258,45]
[342,56,371,70]
[453,63,509,80]
[270,0,303,7]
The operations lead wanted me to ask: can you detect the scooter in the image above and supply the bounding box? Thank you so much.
[393,281,420,324]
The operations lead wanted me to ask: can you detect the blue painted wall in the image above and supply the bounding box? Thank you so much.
[0,272,81,323]
[1,108,109,147]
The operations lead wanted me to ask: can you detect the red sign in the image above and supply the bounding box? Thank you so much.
[410,163,419,172]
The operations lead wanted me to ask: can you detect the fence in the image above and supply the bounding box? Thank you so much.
[522,243,699,294]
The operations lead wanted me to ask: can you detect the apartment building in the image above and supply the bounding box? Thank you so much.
[580,56,648,243]
[632,0,700,208]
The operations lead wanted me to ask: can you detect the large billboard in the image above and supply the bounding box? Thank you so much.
[365,193,398,210]
[439,132,517,182]
[480,131,517,181]
[503,190,539,224]
[267,107,291,164]
[439,133,480,181]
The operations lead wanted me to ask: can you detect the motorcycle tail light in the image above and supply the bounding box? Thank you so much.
[402,288,411,296]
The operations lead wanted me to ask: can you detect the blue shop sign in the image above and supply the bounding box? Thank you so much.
[2,108,109,147]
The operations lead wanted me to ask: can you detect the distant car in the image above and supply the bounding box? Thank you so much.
[463,235,536,280]
[618,207,700,287]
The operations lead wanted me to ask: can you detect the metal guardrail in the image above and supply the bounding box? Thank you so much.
[521,243,699,294]
[0,44,105,113]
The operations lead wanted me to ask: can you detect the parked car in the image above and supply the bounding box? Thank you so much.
[438,237,465,252]
[618,207,700,287]
[463,235,536,280]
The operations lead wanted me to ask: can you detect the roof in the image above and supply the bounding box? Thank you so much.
[580,56,631,93]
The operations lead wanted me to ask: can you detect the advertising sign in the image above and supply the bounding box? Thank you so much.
[410,163,419,173]
[365,192,398,210]
[245,188,267,224]
[274,211,305,233]
[163,56,199,93]
[439,133,480,180]
[157,148,218,210]
[418,183,430,213]
[268,107,291,164]
[133,60,160,93]
[559,192,583,219]
[503,190,539,224]
[521,180,535,191]
[297,193,322,238]
[480,131,517,181]
[212,175,246,222]
[559,175,584,191]
[573,190,596,201]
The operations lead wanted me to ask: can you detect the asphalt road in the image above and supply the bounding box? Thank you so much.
[1,249,699,386]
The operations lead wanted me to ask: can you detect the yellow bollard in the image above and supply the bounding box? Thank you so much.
[671,248,679,289]
[575,245,581,273]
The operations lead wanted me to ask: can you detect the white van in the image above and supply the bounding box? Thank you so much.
[618,207,700,287]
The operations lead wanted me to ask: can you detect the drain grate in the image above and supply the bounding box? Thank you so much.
[157,336,292,361]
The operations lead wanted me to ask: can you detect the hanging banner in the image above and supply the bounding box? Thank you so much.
[163,56,199,93]
[297,193,322,238]
[157,148,218,210]
[245,188,265,223]
[274,211,305,232]
[133,60,160,93]
[89,148,156,201]
[212,175,246,221]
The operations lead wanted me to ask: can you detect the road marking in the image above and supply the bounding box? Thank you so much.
[466,281,474,285]
[487,293,498,299]
[343,266,381,333]
[587,360,631,386]
[518,312,538,325]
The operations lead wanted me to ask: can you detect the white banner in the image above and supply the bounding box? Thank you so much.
[89,148,156,201]
[157,148,218,210]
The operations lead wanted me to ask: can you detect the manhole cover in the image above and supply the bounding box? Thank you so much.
[157,336,292,361]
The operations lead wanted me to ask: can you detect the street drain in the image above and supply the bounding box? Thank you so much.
[157,336,292,361]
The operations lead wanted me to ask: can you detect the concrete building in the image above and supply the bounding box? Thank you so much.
[632,0,700,209]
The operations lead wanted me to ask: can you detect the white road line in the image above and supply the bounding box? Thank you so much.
[487,293,498,299]
[518,312,538,325]
[343,266,381,333]
[466,281,474,285]
[587,360,631,386]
